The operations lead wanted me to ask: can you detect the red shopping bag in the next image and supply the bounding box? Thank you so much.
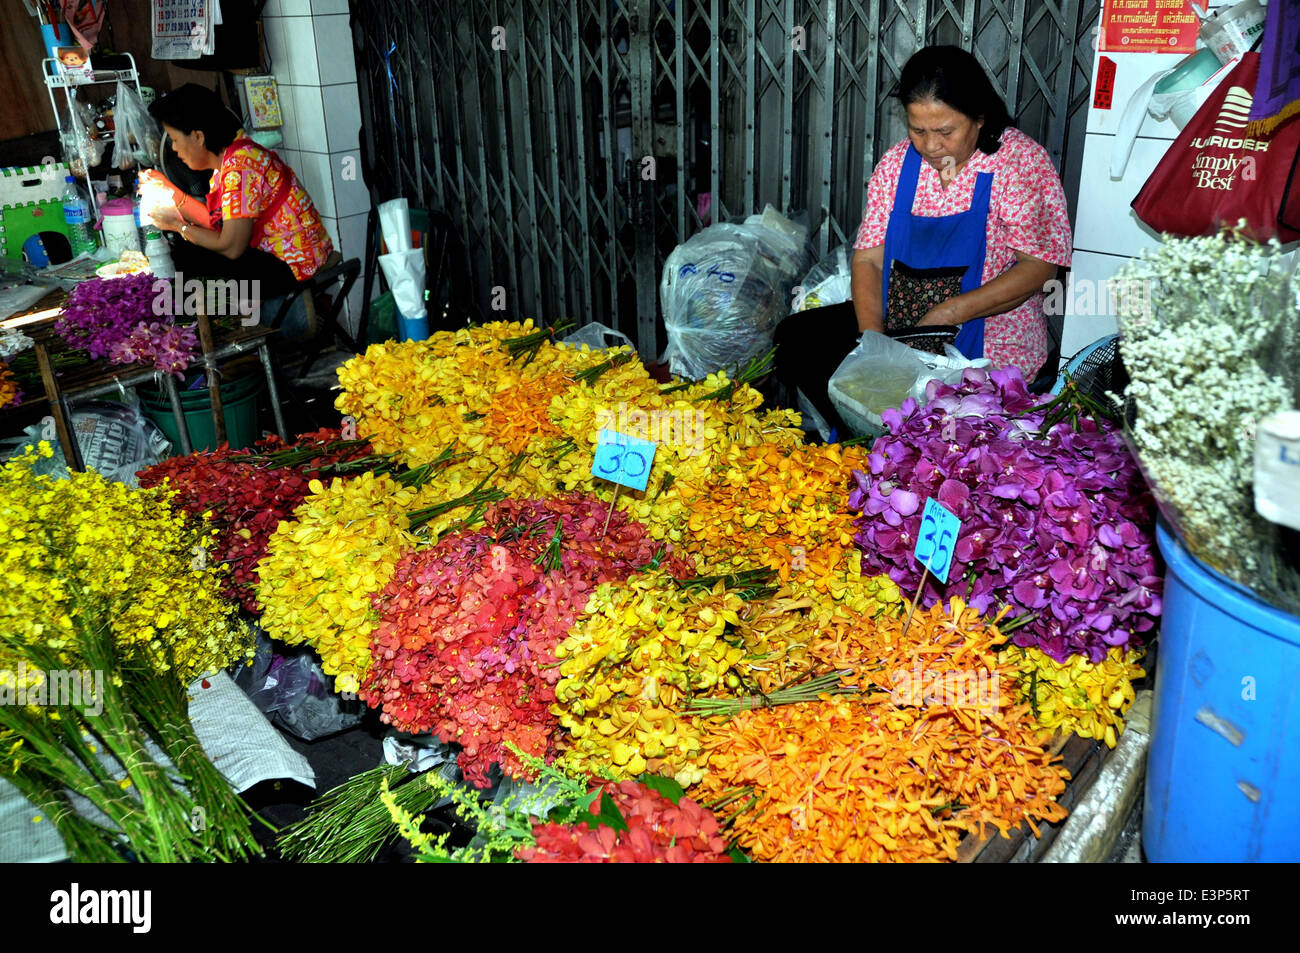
[1132,54,1300,243]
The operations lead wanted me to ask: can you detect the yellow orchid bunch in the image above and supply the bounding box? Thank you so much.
[732,565,905,694]
[553,571,748,786]
[0,360,20,409]
[676,441,870,591]
[0,444,249,682]
[1006,645,1145,748]
[256,471,425,693]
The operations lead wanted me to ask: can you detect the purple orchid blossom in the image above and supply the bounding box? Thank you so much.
[848,365,1161,663]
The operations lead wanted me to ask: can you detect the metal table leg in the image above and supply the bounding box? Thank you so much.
[257,342,289,442]
[160,373,193,456]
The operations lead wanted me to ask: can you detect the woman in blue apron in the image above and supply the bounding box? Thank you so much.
[772,46,1071,438]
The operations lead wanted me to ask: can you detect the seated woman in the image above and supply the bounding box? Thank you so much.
[142,83,335,303]
[773,45,1073,434]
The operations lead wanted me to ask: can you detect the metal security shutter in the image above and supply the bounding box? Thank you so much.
[351,0,1100,360]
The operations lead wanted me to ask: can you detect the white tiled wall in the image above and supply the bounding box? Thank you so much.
[264,3,367,335]
[1065,0,1237,361]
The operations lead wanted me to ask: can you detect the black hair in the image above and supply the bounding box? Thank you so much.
[898,46,1014,154]
[148,83,242,155]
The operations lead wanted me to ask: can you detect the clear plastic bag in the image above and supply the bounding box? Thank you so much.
[661,205,811,380]
[1,397,171,487]
[828,332,989,437]
[796,244,852,311]
[234,627,364,742]
[112,80,161,170]
[560,321,635,352]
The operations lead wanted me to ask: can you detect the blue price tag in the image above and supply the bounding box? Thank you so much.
[591,429,657,492]
[913,497,961,584]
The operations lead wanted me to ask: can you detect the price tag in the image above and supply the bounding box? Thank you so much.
[913,497,961,584]
[591,429,657,492]
[1255,411,1300,532]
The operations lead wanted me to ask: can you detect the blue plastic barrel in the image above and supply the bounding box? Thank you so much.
[1144,524,1300,861]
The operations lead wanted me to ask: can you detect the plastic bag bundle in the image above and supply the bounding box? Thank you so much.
[112,81,161,170]
[796,244,852,312]
[235,628,365,742]
[63,100,105,178]
[2,399,171,487]
[828,332,989,438]
[661,205,810,381]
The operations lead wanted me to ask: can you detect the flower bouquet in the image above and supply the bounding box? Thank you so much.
[848,366,1161,662]
[55,274,197,377]
[137,428,379,612]
[1113,231,1300,612]
[0,446,260,862]
[362,496,694,787]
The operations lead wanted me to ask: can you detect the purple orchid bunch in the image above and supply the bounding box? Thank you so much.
[848,366,1161,663]
[109,321,198,379]
[56,273,163,359]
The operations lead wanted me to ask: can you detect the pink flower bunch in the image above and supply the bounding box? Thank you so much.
[109,321,198,378]
[362,496,694,787]
[518,780,732,863]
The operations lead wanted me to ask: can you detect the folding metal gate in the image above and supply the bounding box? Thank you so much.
[352,0,1101,360]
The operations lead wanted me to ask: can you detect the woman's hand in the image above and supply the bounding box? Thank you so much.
[917,251,1058,326]
[150,207,186,232]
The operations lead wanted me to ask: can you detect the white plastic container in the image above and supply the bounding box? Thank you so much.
[100,197,142,258]
[1199,0,1267,67]
[143,229,174,279]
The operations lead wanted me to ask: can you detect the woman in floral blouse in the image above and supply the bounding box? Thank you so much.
[774,46,1073,434]
[143,84,335,300]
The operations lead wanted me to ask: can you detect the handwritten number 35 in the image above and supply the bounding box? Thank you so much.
[916,514,952,572]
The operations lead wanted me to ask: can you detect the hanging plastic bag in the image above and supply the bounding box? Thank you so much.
[660,205,811,381]
[828,332,989,438]
[112,79,161,170]
[1110,48,1232,179]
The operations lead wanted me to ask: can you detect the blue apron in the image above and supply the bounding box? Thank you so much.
[881,145,993,360]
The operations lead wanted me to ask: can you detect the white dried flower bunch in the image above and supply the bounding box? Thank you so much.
[1112,229,1297,580]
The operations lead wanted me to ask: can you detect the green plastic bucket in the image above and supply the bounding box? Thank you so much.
[139,372,266,452]
[367,291,399,345]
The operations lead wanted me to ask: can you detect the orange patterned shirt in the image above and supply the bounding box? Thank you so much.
[211,142,334,282]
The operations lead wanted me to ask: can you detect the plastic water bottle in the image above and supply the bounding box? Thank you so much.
[61,176,97,255]
[143,227,174,279]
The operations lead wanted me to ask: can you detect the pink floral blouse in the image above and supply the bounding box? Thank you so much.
[854,127,1074,378]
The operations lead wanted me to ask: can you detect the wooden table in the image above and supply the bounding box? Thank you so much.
[2,289,289,468]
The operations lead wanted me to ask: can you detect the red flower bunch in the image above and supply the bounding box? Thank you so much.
[137,429,373,611]
[363,496,694,787]
[518,780,732,863]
